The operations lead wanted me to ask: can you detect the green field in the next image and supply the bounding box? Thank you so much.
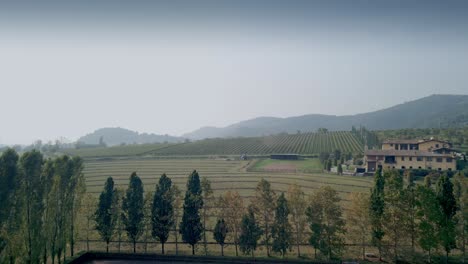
[249,158,323,173]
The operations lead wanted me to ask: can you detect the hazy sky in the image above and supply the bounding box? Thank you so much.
[1,1,468,145]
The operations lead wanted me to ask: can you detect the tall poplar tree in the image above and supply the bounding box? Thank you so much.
[453,172,467,262]
[369,169,385,261]
[151,173,174,254]
[251,178,276,256]
[272,193,292,257]
[20,150,44,263]
[239,206,263,258]
[218,190,244,256]
[180,170,203,255]
[287,184,307,257]
[172,185,182,255]
[0,149,19,256]
[415,184,441,263]
[122,172,145,253]
[201,176,214,255]
[346,192,371,261]
[213,218,228,256]
[95,177,117,252]
[307,186,345,260]
[436,174,458,262]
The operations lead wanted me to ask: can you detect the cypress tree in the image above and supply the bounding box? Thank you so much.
[272,193,292,257]
[95,177,117,252]
[122,172,145,253]
[180,170,203,255]
[151,173,174,254]
[213,218,228,256]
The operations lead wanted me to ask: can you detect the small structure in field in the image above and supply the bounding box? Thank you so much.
[270,154,300,160]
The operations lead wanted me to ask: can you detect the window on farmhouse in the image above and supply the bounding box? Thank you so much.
[401,157,405,161]
[409,157,413,161]
[427,157,433,162]
[436,158,443,162]
[417,157,423,161]
[446,158,452,162]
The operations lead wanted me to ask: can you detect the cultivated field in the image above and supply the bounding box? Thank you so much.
[83,158,372,206]
[64,131,364,158]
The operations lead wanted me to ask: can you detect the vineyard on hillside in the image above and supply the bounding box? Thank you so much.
[148,131,363,156]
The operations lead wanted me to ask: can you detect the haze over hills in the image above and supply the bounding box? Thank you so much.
[77,127,184,146]
[184,94,468,139]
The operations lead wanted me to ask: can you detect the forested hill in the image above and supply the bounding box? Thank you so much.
[184,94,468,139]
[77,127,184,146]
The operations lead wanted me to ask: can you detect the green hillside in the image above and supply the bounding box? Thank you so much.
[148,131,363,156]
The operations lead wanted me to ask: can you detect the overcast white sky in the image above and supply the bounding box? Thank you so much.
[1,1,468,145]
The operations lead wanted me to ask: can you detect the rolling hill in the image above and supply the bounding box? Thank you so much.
[184,94,468,139]
[77,127,184,146]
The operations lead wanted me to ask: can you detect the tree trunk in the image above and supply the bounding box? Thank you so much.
[296,222,301,257]
[71,208,75,256]
[27,198,32,264]
[235,242,238,256]
[192,244,195,255]
[118,231,121,252]
[133,240,136,253]
[175,233,179,255]
[162,242,165,255]
[106,241,109,253]
[221,245,224,256]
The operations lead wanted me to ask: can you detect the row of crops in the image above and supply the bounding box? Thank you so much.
[148,131,363,156]
[82,159,373,204]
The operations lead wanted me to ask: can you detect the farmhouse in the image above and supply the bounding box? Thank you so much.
[365,138,456,172]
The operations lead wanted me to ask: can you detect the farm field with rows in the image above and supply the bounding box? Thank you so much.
[63,131,364,158]
[83,158,372,205]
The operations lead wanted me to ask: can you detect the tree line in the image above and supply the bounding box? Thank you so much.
[0,149,85,264]
[1,148,466,262]
[93,169,467,262]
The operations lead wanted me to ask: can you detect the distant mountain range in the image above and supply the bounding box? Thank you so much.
[183,94,468,139]
[77,127,184,146]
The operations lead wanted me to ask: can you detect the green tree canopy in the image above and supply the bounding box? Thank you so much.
[95,177,117,252]
[271,193,292,257]
[122,172,145,253]
[180,170,203,255]
[151,173,174,254]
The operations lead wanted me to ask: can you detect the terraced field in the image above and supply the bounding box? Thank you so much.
[83,158,372,205]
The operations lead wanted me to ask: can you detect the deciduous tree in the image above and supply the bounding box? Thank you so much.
[369,169,385,261]
[306,186,345,260]
[201,176,214,255]
[251,179,276,256]
[151,173,174,254]
[436,174,458,262]
[287,184,307,257]
[122,172,145,253]
[95,177,117,252]
[346,192,371,261]
[272,193,292,257]
[239,206,263,258]
[180,170,203,255]
[213,218,228,256]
